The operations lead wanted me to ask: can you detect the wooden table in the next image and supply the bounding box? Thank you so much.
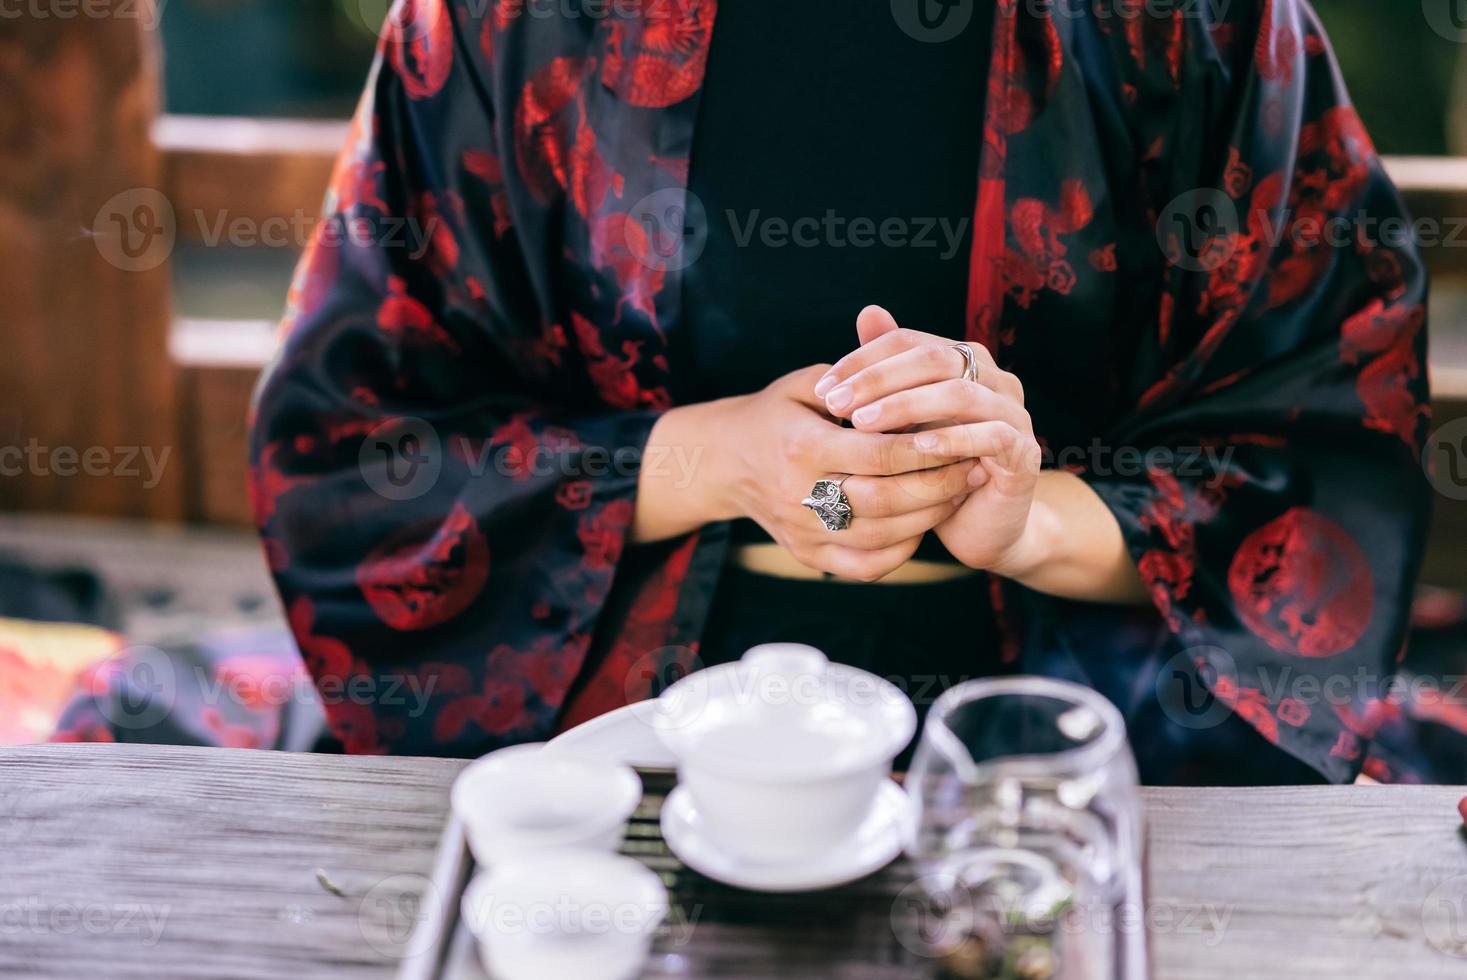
[2,744,1466,979]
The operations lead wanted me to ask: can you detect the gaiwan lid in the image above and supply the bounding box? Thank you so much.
[653,644,917,782]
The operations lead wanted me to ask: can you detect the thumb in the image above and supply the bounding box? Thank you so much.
[856,304,900,346]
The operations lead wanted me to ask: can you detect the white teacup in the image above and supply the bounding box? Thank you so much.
[450,744,641,864]
[654,644,916,864]
[461,850,668,980]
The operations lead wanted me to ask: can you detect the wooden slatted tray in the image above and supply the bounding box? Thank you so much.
[403,769,1152,979]
[400,770,957,980]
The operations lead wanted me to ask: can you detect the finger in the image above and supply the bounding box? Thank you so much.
[910,420,1024,458]
[781,364,839,409]
[803,424,971,476]
[848,500,959,551]
[910,420,1041,474]
[813,536,924,583]
[814,323,947,397]
[823,343,975,418]
[977,442,1043,494]
[850,379,1030,434]
[855,304,901,346]
[988,358,1024,405]
[829,330,1021,414]
[942,342,1024,405]
[841,460,979,517]
[790,487,954,549]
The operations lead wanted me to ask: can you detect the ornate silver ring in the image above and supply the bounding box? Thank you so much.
[801,476,853,532]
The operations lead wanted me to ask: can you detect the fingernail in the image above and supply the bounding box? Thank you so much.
[967,465,986,488]
[852,403,880,426]
[914,432,939,451]
[813,374,837,398]
[826,386,854,413]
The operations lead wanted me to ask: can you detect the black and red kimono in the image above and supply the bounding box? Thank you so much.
[247,0,1432,782]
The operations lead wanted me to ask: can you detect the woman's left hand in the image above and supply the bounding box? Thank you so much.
[813,306,1044,576]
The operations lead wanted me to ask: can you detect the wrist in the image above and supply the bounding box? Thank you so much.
[988,472,1062,584]
[982,470,1147,604]
[648,397,746,525]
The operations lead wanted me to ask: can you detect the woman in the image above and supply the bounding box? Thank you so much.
[248,0,1431,784]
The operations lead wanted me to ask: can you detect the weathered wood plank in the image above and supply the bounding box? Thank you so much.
[1,744,1465,980]
[1144,785,1467,980]
[0,744,466,980]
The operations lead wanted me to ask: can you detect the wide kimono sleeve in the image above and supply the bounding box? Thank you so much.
[248,1,676,755]
[1066,2,1432,781]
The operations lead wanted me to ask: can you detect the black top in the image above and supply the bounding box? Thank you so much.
[682,3,993,551]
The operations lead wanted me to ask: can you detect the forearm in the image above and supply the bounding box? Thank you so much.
[990,470,1148,604]
[629,398,742,544]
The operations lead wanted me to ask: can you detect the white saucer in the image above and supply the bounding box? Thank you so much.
[547,700,677,770]
[659,781,911,892]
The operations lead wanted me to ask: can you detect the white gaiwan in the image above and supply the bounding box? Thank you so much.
[654,644,916,864]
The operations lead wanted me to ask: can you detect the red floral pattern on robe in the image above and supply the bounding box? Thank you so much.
[246,0,1430,784]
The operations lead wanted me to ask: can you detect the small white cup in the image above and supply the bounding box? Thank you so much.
[451,744,641,865]
[655,644,916,865]
[461,850,668,980]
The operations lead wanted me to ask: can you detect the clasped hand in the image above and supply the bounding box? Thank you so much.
[717,306,1042,582]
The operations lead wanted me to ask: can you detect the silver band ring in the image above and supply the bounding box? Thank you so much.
[801,475,853,532]
[950,342,980,384]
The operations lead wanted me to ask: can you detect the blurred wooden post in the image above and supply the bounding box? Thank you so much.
[0,4,183,520]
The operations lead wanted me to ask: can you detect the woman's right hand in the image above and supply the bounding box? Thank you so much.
[635,364,982,581]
